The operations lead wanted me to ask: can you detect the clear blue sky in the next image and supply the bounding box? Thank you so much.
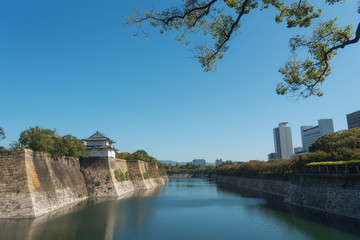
[1,1,359,162]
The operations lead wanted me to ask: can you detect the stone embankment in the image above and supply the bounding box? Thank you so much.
[215,175,360,219]
[0,149,168,218]
[167,172,360,218]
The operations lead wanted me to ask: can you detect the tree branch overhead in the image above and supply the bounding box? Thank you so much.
[128,0,359,98]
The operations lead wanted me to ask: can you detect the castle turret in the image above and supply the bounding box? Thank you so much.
[84,131,118,158]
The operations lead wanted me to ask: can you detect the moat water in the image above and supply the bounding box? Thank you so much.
[1,178,360,240]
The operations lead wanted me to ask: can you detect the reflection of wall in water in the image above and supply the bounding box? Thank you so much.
[0,187,164,240]
[244,194,360,239]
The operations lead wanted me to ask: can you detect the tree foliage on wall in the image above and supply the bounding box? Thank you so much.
[128,0,360,98]
[14,126,87,158]
[116,149,159,163]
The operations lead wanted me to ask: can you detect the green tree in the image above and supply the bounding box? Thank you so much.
[129,0,359,98]
[62,135,87,158]
[310,128,360,152]
[132,149,149,160]
[18,126,87,158]
[117,149,160,163]
[116,152,134,160]
[19,126,55,153]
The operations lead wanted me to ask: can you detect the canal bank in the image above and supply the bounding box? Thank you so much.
[0,149,168,219]
[1,177,360,240]
[168,172,360,219]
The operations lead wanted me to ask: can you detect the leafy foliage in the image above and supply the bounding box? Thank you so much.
[116,149,160,163]
[215,159,296,176]
[125,171,134,181]
[114,169,126,182]
[143,170,153,179]
[0,127,5,141]
[165,162,202,172]
[166,164,215,174]
[16,126,87,158]
[306,160,360,166]
[310,128,360,152]
[277,19,357,98]
[114,170,134,182]
[129,0,359,98]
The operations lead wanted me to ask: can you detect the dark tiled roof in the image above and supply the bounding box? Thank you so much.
[84,131,116,143]
[86,145,118,151]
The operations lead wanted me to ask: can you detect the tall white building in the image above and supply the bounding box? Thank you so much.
[84,131,118,158]
[273,122,293,159]
[301,119,334,152]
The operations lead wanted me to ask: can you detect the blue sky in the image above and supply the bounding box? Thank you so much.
[1,1,359,162]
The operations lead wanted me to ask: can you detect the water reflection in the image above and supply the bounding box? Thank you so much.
[1,179,360,240]
[0,187,164,240]
[217,186,360,240]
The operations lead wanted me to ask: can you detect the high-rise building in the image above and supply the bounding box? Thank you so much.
[347,110,360,129]
[272,122,293,159]
[301,119,334,152]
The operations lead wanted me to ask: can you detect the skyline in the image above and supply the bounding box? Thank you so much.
[1,1,359,163]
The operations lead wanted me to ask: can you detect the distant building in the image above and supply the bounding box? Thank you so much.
[215,158,223,166]
[192,159,206,167]
[294,147,305,154]
[272,122,293,159]
[268,153,280,161]
[347,110,360,129]
[301,119,334,152]
[84,131,118,158]
[291,147,306,158]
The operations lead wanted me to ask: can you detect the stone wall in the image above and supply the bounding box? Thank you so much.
[1,151,168,218]
[126,160,157,189]
[111,159,135,196]
[216,175,292,197]
[216,175,360,219]
[148,162,166,185]
[80,158,167,198]
[80,157,118,197]
[284,176,360,219]
[0,149,87,218]
[0,150,34,218]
